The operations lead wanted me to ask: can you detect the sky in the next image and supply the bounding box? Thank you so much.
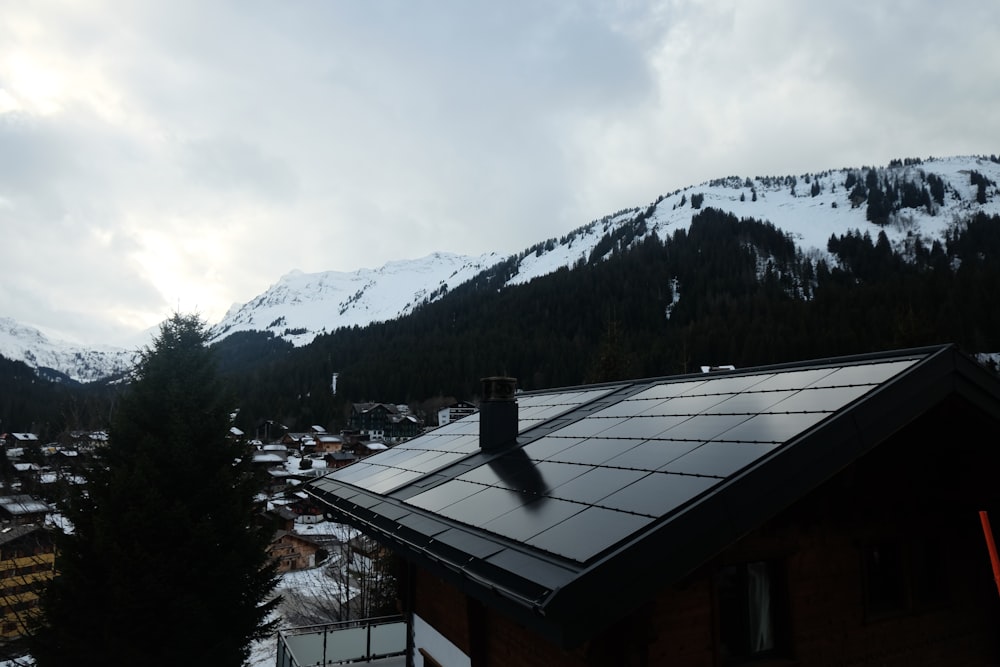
[1,1,998,347]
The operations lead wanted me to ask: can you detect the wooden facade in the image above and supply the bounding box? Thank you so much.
[0,525,56,641]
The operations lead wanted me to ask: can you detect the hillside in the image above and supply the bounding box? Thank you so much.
[210,154,1000,349]
[3,154,1000,437]
[4,155,999,382]
[0,318,134,384]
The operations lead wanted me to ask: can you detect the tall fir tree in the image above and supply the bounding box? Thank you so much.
[30,314,279,666]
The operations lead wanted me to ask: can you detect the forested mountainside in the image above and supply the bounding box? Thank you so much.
[4,157,1000,438]
[3,155,999,380]
[216,206,1000,436]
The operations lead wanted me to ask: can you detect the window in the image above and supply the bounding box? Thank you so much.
[863,538,947,618]
[716,560,789,663]
[863,543,907,614]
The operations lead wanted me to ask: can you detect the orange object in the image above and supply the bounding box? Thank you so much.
[980,511,1000,600]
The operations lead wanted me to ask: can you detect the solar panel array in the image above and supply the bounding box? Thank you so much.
[313,358,921,564]
[403,358,919,562]
[318,386,617,495]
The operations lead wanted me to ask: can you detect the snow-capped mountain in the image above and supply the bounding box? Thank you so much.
[4,155,999,380]
[0,317,135,383]
[211,155,998,348]
[506,155,1000,287]
[209,251,505,346]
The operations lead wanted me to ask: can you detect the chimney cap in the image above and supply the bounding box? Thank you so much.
[481,376,517,402]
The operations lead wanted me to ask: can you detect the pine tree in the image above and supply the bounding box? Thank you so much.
[30,314,279,667]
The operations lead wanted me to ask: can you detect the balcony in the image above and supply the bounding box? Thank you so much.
[276,615,407,667]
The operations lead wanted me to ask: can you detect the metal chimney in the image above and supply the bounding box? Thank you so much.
[479,376,518,451]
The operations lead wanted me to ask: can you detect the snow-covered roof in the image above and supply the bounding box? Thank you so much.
[0,494,50,516]
[253,453,286,463]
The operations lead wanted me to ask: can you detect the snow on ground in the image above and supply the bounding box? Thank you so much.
[248,551,360,667]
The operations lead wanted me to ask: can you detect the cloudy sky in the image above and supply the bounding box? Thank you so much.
[2,1,998,346]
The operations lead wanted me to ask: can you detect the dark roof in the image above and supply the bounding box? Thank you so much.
[0,523,43,546]
[352,402,399,414]
[271,529,321,547]
[302,344,1000,647]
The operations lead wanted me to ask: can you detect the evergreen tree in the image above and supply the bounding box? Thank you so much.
[30,314,278,667]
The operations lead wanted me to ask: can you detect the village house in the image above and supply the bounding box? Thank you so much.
[0,516,56,641]
[281,433,317,453]
[350,403,424,443]
[437,401,477,427]
[289,345,1000,666]
[2,434,38,449]
[313,434,344,454]
[0,496,50,526]
[269,530,321,573]
[324,450,358,470]
[252,444,289,468]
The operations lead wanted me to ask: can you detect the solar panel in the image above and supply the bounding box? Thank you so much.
[748,368,838,392]
[481,497,584,542]
[520,436,585,460]
[542,438,632,465]
[592,415,688,440]
[598,472,719,516]
[405,479,482,513]
[628,380,708,400]
[313,352,932,566]
[810,359,918,387]
[658,414,750,441]
[440,486,539,525]
[713,411,831,443]
[548,467,647,505]
[525,506,653,562]
[704,390,798,414]
[665,441,780,477]
[602,439,704,471]
[766,385,872,413]
[319,386,619,496]
[586,398,669,418]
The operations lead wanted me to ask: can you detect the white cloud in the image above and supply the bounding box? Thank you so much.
[0,0,998,345]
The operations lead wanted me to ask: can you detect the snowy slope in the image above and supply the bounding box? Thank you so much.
[508,155,1000,285]
[209,251,504,346]
[216,156,1000,351]
[0,317,135,383]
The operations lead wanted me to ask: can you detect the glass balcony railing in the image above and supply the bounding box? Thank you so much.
[276,615,407,667]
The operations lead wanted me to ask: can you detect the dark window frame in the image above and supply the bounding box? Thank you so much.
[861,536,949,620]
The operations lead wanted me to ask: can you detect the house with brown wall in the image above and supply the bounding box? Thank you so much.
[269,530,321,573]
[302,345,1000,666]
[0,524,56,642]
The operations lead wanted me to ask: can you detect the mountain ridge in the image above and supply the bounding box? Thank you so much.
[3,154,998,382]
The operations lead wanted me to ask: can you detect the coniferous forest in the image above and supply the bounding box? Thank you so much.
[3,208,1000,439]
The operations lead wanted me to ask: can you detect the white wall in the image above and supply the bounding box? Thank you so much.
[412,613,470,667]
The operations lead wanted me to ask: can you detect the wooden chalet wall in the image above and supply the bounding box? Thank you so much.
[405,396,1000,666]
